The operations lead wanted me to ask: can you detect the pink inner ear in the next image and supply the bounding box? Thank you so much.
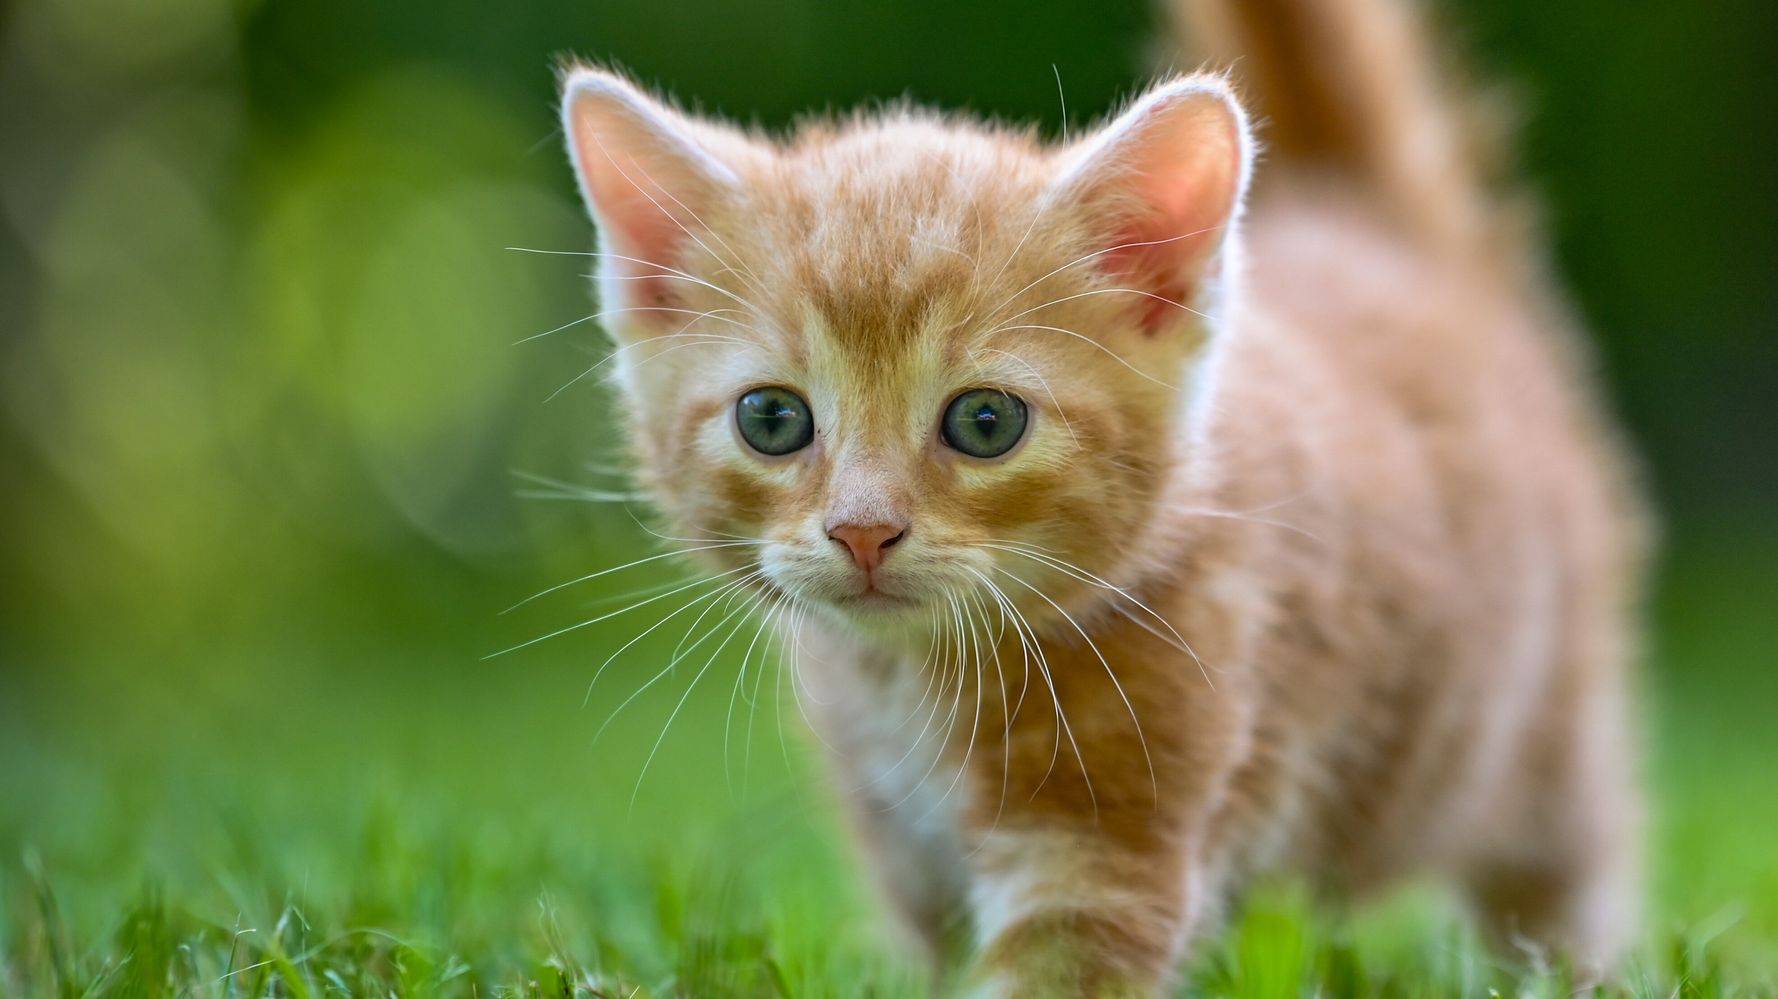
[1102,217,1215,336]
[610,206,685,313]
[565,76,733,331]
[1078,87,1245,336]
[586,153,696,319]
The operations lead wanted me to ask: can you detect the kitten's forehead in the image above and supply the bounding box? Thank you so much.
[743,119,1060,364]
[781,117,1050,199]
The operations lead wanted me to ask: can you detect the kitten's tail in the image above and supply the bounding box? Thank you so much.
[1171,0,1512,251]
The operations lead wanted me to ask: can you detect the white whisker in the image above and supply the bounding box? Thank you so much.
[1175,506,1326,544]
[580,567,761,706]
[631,582,776,812]
[594,570,765,742]
[966,563,1088,814]
[575,132,768,306]
[991,285,1213,327]
[513,305,751,345]
[725,590,784,798]
[917,588,988,820]
[501,541,756,615]
[885,594,972,811]
[977,224,1227,327]
[973,347,1079,446]
[852,615,955,795]
[976,542,1214,689]
[743,597,793,795]
[505,246,765,315]
[487,563,752,659]
[545,325,747,403]
[510,468,646,504]
[980,323,1177,390]
[623,509,772,547]
[994,564,1156,809]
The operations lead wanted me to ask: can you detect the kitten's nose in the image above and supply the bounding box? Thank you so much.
[827,522,905,573]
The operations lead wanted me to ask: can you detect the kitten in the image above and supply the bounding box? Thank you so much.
[556,0,1647,992]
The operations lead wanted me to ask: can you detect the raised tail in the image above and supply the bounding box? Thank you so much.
[1172,0,1508,250]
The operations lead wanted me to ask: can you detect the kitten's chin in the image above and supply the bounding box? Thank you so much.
[810,588,936,631]
[832,590,917,611]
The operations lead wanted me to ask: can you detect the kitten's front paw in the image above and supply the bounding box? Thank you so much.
[962,967,1154,999]
[963,912,1171,999]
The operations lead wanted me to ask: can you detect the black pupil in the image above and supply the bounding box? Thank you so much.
[967,406,998,435]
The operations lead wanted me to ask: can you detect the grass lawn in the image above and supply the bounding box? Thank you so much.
[2,536,1774,997]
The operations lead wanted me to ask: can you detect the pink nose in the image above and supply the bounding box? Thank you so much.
[827,523,905,573]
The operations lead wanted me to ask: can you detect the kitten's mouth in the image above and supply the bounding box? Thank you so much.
[826,578,931,615]
[833,588,914,609]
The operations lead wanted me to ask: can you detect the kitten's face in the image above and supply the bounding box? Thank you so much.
[562,71,1248,634]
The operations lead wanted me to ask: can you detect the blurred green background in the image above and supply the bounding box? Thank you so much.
[1,0,1774,993]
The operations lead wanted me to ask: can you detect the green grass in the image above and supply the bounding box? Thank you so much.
[2,539,1775,998]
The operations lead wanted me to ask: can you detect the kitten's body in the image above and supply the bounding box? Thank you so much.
[558,0,1646,992]
[800,188,1643,988]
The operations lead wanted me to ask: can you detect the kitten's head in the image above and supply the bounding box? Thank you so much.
[560,68,1250,635]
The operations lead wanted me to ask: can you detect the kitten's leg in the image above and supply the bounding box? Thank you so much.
[1466,637,1640,982]
[1466,848,1636,984]
[964,825,1203,998]
[959,681,1239,993]
[951,600,1247,997]
[797,630,976,972]
[838,785,973,971]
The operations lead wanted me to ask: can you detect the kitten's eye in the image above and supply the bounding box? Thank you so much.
[941,389,1028,459]
[736,387,815,456]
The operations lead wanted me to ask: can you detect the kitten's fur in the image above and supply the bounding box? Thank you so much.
[558,0,1647,992]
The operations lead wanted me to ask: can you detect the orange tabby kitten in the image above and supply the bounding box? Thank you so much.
[557,0,1646,992]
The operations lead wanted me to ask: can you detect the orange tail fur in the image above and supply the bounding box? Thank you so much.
[1172,0,1506,250]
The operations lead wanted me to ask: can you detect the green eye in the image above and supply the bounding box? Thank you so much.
[941,389,1028,459]
[736,387,815,456]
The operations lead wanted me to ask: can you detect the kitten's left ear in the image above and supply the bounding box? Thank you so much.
[561,67,748,334]
[1052,75,1253,334]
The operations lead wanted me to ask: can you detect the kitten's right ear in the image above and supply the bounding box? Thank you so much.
[560,68,740,329]
[1049,75,1252,336]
